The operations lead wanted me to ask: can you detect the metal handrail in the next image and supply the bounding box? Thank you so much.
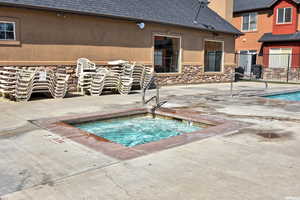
[230,72,268,97]
[142,75,167,116]
[142,76,159,105]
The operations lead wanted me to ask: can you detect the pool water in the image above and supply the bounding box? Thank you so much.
[265,91,300,101]
[75,116,202,147]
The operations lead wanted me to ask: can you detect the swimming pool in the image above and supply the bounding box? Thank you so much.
[265,91,300,101]
[75,115,202,147]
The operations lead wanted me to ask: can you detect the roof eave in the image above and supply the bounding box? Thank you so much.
[233,7,270,14]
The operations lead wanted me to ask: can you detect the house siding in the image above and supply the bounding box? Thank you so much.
[263,42,300,68]
[233,10,273,52]
[272,0,298,34]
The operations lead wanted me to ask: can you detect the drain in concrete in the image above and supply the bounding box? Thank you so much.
[256,132,281,139]
[226,128,294,141]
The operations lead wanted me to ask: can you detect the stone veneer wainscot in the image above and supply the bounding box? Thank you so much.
[0,64,236,92]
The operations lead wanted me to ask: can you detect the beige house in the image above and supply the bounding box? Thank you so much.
[0,0,241,89]
[209,0,234,22]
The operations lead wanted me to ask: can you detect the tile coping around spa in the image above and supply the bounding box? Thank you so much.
[30,107,251,160]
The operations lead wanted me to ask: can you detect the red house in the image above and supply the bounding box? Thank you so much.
[233,0,300,80]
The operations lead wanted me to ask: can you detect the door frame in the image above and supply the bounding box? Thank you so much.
[239,50,257,76]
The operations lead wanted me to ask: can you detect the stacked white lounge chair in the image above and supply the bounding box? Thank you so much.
[131,63,154,90]
[48,71,70,99]
[15,69,70,102]
[103,69,121,92]
[76,58,154,96]
[0,67,19,96]
[118,63,134,95]
[88,68,107,96]
[0,67,69,102]
[15,69,37,102]
[132,63,145,89]
[76,59,135,96]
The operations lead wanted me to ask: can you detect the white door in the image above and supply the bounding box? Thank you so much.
[239,50,257,76]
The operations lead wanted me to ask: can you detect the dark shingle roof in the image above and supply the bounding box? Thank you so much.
[234,0,300,13]
[259,32,300,42]
[0,0,241,35]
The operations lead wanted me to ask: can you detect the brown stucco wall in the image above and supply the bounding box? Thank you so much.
[0,6,236,65]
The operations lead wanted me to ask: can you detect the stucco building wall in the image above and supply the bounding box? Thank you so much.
[0,6,236,87]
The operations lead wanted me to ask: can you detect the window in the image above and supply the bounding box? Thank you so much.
[154,35,181,73]
[242,13,257,31]
[204,40,223,72]
[0,21,15,40]
[269,48,292,68]
[277,8,292,24]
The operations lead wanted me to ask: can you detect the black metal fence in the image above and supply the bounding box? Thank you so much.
[234,52,300,83]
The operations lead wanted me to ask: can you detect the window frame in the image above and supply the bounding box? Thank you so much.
[269,48,292,69]
[0,21,16,41]
[203,39,224,73]
[153,34,182,74]
[241,12,258,32]
[276,7,293,24]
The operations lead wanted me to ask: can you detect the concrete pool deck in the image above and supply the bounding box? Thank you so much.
[0,82,300,199]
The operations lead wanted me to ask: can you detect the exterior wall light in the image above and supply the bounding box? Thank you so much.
[57,13,67,18]
[137,22,145,29]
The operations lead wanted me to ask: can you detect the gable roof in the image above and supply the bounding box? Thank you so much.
[0,0,242,35]
[234,0,300,13]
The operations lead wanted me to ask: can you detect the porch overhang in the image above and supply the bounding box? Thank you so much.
[259,32,300,43]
